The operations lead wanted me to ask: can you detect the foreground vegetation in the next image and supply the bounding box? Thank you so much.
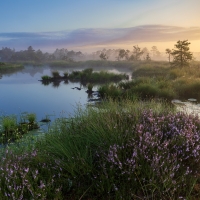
[1,39,200,199]
[1,99,200,199]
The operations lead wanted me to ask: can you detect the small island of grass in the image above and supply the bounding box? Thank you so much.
[40,68,128,85]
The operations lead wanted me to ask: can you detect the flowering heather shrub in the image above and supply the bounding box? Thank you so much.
[95,110,200,199]
[0,148,66,199]
[3,99,199,199]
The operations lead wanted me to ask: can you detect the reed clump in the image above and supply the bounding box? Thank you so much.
[0,113,38,144]
[41,75,51,81]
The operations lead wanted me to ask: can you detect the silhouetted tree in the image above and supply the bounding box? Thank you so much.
[0,47,15,61]
[118,49,130,60]
[151,46,157,56]
[26,46,37,61]
[129,45,143,61]
[171,40,193,68]
[151,46,161,59]
[118,49,126,60]
[165,48,172,63]
[99,53,108,60]
[145,53,151,61]
[35,49,44,62]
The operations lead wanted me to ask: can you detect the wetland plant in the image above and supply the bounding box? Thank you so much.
[1,100,200,198]
[63,72,69,78]
[0,115,23,144]
[51,71,61,78]
[41,75,51,81]
[27,113,36,124]
[30,100,198,199]
[0,148,64,199]
[0,113,39,144]
[87,83,93,92]
[1,116,17,136]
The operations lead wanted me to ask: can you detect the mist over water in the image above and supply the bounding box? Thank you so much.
[0,65,131,121]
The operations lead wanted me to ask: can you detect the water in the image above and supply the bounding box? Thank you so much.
[172,99,200,116]
[0,66,90,121]
[0,65,130,121]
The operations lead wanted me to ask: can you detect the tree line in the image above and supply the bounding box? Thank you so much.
[99,40,194,68]
[99,45,160,62]
[0,46,84,62]
[0,40,194,67]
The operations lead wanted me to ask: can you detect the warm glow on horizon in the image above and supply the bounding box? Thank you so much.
[73,40,200,54]
[1,1,200,54]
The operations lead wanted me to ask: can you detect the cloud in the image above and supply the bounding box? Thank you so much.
[0,25,200,52]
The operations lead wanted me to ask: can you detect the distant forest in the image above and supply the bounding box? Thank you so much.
[0,46,200,62]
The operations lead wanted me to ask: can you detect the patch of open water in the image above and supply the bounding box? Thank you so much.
[0,65,120,147]
[0,65,131,121]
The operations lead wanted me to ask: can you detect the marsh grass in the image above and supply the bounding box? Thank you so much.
[41,68,128,86]
[87,83,93,92]
[41,75,51,81]
[174,78,200,100]
[1,100,200,199]
[27,113,36,124]
[0,62,23,69]
[1,60,200,199]
[0,115,21,144]
[63,72,69,78]
[68,68,128,83]
[0,113,39,144]
[51,70,61,78]
[29,99,198,199]
[132,65,170,78]
[99,78,176,101]
[1,115,17,136]
[98,61,200,101]
[0,62,24,75]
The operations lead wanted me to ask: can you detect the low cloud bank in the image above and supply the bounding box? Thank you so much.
[0,25,200,52]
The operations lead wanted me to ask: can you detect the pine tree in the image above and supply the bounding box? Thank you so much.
[171,40,193,68]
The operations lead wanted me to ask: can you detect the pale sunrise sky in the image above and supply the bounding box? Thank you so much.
[0,0,200,52]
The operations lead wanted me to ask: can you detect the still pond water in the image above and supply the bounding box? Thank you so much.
[0,65,130,123]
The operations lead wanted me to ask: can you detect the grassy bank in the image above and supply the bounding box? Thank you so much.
[47,60,135,69]
[98,61,200,101]
[1,99,200,199]
[0,62,24,75]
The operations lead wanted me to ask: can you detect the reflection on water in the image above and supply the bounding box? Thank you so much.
[0,65,129,121]
[0,66,88,121]
[172,98,200,116]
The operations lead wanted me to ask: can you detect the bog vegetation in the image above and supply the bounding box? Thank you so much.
[98,61,200,101]
[1,100,200,199]
[41,68,128,85]
[1,40,200,199]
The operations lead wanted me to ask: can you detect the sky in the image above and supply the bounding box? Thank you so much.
[0,0,200,53]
